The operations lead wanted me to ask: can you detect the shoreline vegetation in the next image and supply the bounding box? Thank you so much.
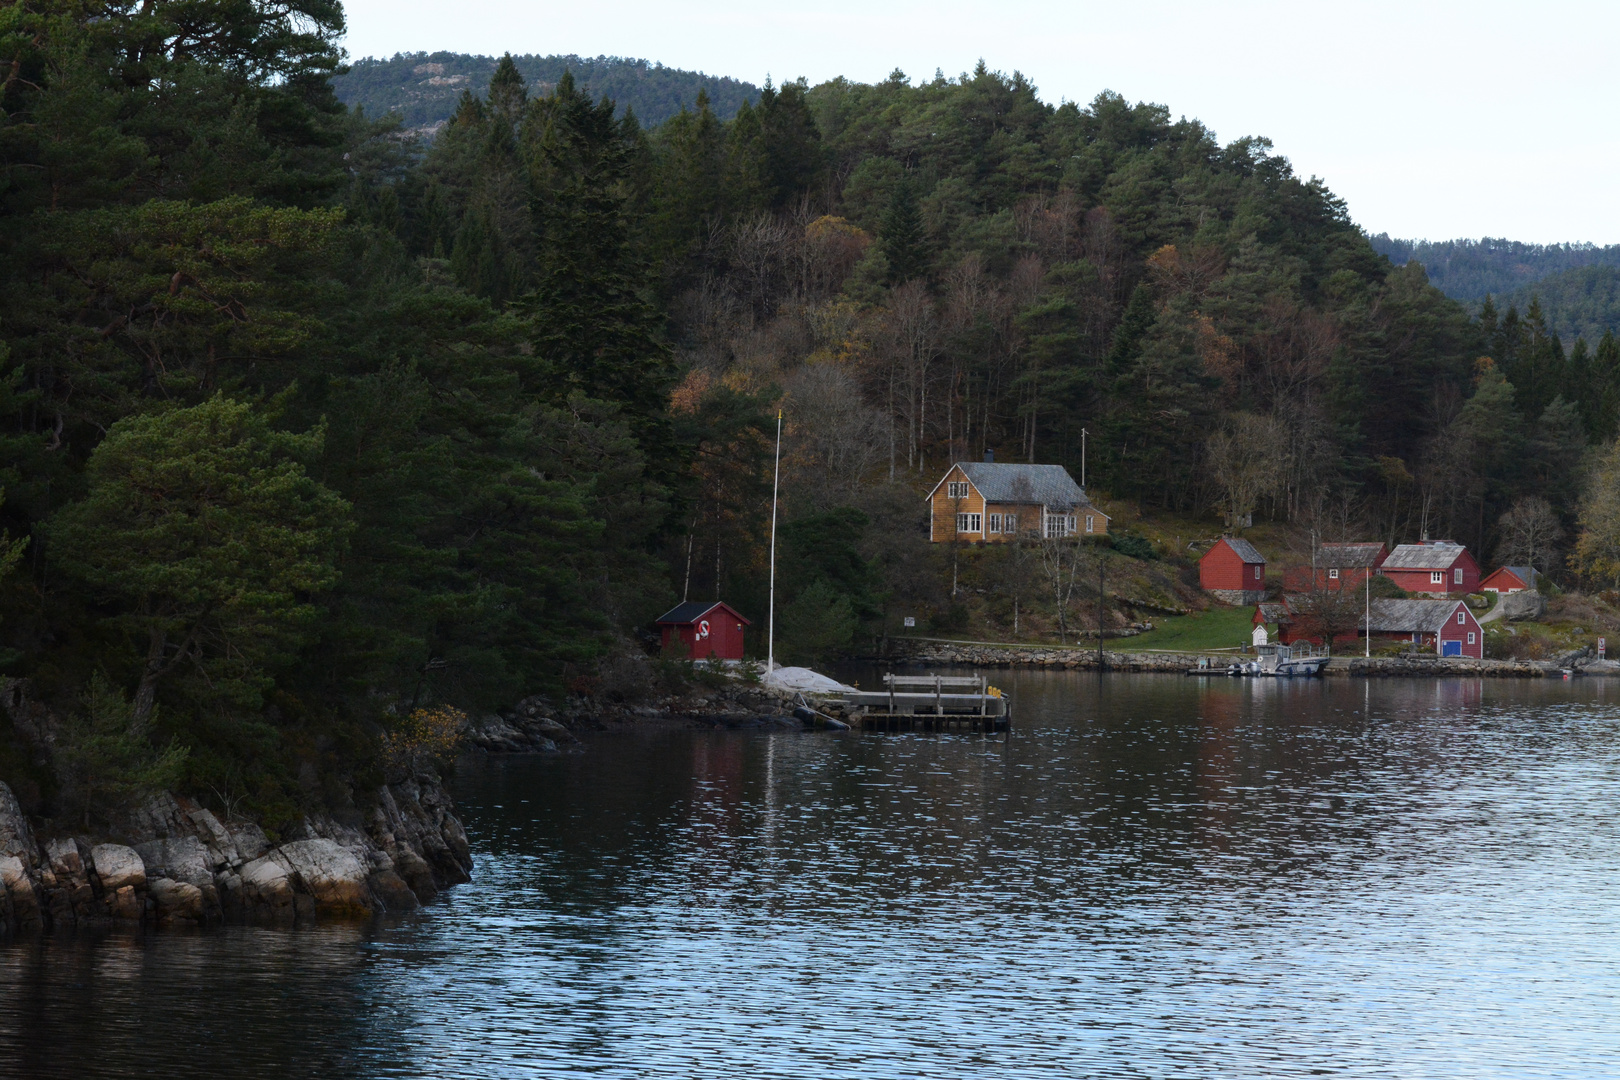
[9,2,1620,934]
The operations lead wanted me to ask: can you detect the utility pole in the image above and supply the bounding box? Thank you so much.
[1096,551,1106,670]
[767,409,782,673]
[1365,564,1371,658]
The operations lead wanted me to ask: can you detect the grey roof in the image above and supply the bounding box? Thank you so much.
[948,462,1094,512]
[1382,542,1468,570]
[1361,598,1465,633]
[1318,542,1385,568]
[1502,566,1538,585]
[1257,602,1289,623]
[1220,536,1266,564]
[655,600,749,625]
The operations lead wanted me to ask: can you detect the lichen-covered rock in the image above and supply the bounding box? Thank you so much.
[274,839,372,915]
[239,855,297,920]
[90,844,146,893]
[148,877,205,922]
[134,836,213,888]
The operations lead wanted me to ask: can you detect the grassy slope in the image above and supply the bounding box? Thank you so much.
[1120,605,1256,653]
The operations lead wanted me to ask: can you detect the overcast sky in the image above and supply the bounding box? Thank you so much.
[340,0,1619,245]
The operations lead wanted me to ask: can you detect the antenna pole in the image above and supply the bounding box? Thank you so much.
[768,409,783,673]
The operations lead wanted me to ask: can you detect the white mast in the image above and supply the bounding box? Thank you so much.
[767,409,783,673]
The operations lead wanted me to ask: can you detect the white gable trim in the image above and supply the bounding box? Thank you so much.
[923,464,983,504]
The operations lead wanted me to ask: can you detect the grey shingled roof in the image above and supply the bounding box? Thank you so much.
[1319,542,1385,568]
[950,462,1093,512]
[1382,542,1468,570]
[1257,602,1289,623]
[1503,566,1538,586]
[655,600,749,625]
[1361,598,1464,633]
[1220,536,1266,564]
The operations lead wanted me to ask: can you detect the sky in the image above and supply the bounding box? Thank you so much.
[339,0,1620,245]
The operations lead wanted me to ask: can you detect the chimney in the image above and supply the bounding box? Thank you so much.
[984,449,995,463]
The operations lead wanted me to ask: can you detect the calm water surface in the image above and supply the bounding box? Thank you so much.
[4,672,1620,1078]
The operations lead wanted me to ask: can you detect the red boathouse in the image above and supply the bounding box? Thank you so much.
[656,601,751,661]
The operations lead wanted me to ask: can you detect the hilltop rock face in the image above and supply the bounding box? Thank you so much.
[0,777,474,936]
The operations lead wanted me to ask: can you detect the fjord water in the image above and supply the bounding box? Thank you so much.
[4,672,1620,1078]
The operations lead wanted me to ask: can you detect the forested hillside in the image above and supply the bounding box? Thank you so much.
[1498,265,1620,349]
[7,7,1620,831]
[1368,234,1620,300]
[334,52,759,129]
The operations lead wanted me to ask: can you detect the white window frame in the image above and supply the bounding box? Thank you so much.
[1004,513,1018,534]
[1255,565,1263,581]
[1085,515,1095,534]
[1045,514,1066,538]
[1454,567,1464,585]
[1457,611,1465,625]
[1468,631,1477,645]
[1328,568,1339,580]
[956,512,981,535]
[946,481,970,499]
[988,513,1002,534]
[1431,571,1444,584]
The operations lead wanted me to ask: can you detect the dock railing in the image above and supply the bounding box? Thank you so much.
[882,672,990,716]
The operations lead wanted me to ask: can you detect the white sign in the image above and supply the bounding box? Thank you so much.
[904,617,916,628]
[1600,637,1607,659]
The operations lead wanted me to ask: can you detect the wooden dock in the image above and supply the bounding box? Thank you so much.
[826,673,1011,733]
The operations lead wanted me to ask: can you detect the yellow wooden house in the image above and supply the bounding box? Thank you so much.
[925,457,1109,543]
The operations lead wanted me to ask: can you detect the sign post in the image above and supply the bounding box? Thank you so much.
[1600,637,1606,660]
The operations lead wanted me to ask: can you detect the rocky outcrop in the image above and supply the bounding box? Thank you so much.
[0,777,474,936]
[465,695,580,752]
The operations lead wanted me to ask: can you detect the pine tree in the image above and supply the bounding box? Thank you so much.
[882,180,928,284]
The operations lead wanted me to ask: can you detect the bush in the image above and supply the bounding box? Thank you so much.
[1110,531,1157,561]
[54,674,189,828]
[380,706,467,776]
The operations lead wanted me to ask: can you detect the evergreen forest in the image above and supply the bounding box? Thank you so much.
[5,4,1620,828]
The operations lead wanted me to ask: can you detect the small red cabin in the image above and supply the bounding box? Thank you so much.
[1199,536,1267,603]
[655,601,750,661]
[1379,542,1480,595]
[1481,566,1538,593]
[1365,598,1483,658]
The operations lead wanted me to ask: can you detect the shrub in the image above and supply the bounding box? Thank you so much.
[1110,531,1157,561]
[381,706,467,776]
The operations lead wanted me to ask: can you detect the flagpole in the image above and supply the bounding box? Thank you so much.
[767,409,782,673]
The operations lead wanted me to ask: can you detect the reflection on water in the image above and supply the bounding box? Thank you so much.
[5,673,1620,1078]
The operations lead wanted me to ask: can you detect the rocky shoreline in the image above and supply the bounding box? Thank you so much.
[0,775,472,936]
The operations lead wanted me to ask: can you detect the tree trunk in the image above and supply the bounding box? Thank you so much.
[133,625,165,726]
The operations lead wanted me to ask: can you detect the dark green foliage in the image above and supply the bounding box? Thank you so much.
[881,181,928,283]
[333,52,760,130]
[1109,532,1157,561]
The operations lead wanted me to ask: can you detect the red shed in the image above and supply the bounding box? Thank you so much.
[1481,566,1538,593]
[1364,598,1483,658]
[1379,542,1480,595]
[1199,536,1268,603]
[655,601,751,661]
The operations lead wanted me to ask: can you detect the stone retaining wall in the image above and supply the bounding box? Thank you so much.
[890,641,1556,678]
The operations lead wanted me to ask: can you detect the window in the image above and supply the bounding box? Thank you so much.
[946,481,970,499]
[1004,513,1017,534]
[1454,567,1464,585]
[988,513,1002,533]
[1067,516,1077,534]
[1468,631,1477,645]
[1457,611,1465,625]
[956,513,981,534]
[1328,568,1339,580]
[1431,571,1444,584]
[1045,514,1066,538]
[1085,515,1095,534]
[1255,565,1263,581]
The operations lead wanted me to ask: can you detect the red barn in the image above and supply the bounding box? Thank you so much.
[655,601,750,661]
[1199,536,1267,604]
[1283,542,1388,592]
[1379,542,1480,595]
[1364,598,1483,657]
[1481,566,1538,593]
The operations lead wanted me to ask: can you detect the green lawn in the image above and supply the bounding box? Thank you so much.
[1121,604,1256,653]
